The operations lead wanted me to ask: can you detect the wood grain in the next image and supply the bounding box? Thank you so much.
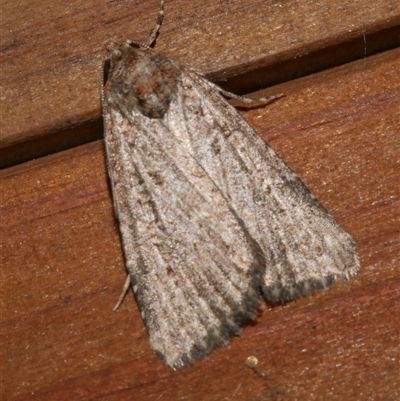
[1,0,400,167]
[2,41,399,400]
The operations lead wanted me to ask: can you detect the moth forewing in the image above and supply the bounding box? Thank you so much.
[102,0,360,369]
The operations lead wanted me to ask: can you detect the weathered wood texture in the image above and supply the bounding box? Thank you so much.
[2,47,399,401]
[1,0,399,400]
[1,0,399,167]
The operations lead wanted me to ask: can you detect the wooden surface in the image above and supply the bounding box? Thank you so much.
[1,0,400,167]
[1,0,400,400]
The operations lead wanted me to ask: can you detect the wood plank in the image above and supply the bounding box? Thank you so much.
[1,0,400,167]
[1,47,399,401]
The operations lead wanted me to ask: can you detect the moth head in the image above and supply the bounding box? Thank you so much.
[103,42,180,119]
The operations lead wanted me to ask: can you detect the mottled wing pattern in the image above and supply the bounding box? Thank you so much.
[102,44,359,369]
[103,53,264,368]
[176,65,360,302]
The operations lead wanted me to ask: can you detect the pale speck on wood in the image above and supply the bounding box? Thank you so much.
[101,0,360,370]
[246,355,259,369]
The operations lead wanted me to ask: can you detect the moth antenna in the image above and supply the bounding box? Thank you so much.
[147,0,165,48]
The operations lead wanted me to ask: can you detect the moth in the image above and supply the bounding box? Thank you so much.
[102,0,360,369]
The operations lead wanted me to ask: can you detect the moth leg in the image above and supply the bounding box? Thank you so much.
[184,63,284,105]
[113,274,131,312]
[211,83,285,105]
